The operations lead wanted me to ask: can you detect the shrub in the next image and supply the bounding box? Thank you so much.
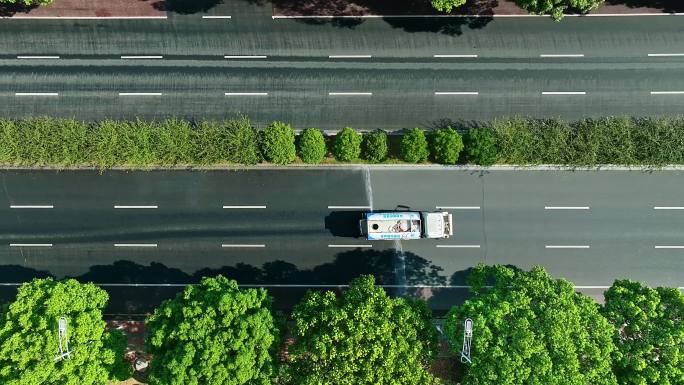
[299,128,327,164]
[400,128,429,163]
[430,126,463,165]
[260,121,296,165]
[224,117,259,165]
[333,127,362,162]
[465,127,497,165]
[361,130,388,163]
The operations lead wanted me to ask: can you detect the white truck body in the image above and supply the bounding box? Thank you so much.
[360,211,453,240]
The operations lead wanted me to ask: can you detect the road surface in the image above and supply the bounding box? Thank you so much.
[1,168,682,314]
[0,1,683,128]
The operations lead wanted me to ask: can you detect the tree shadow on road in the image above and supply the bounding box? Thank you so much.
[159,0,224,14]
[0,3,38,17]
[605,0,684,12]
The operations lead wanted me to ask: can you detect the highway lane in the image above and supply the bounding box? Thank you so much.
[1,57,684,128]
[0,168,683,314]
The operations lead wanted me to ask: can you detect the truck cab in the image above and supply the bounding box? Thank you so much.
[359,211,453,240]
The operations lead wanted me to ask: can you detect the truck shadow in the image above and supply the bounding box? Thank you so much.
[324,210,363,237]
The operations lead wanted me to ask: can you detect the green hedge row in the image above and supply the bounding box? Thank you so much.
[2,116,684,168]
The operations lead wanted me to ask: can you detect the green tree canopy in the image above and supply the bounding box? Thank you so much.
[286,275,438,385]
[514,0,604,20]
[431,0,466,13]
[332,127,362,161]
[400,128,429,163]
[0,278,130,385]
[464,127,498,165]
[429,126,464,164]
[361,130,388,163]
[298,128,327,164]
[260,121,296,164]
[602,279,684,385]
[145,275,278,385]
[446,265,617,385]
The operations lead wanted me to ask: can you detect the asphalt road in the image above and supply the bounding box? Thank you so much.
[0,1,683,127]
[1,168,683,314]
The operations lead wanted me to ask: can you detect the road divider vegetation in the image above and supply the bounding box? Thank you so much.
[3,116,684,168]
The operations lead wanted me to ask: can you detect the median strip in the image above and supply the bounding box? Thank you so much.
[9,243,52,247]
[328,244,372,248]
[10,205,53,209]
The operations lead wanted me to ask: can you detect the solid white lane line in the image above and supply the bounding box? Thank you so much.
[221,244,266,248]
[224,92,268,96]
[222,205,267,209]
[648,53,684,57]
[433,54,478,58]
[436,244,480,248]
[544,206,590,210]
[436,206,480,210]
[120,55,163,59]
[434,92,479,95]
[17,55,60,59]
[118,93,162,96]
[10,205,53,209]
[539,54,584,58]
[328,92,372,96]
[651,91,684,95]
[542,91,586,95]
[328,244,372,248]
[655,245,684,249]
[224,55,267,59]
[114,205,158,209]
[328,205,371,209]
[654,206,684,210]
[15,93,58,96]
[202,15,232,19]
[545,245,590,249]
[114,243,157,247]
[10,243,52,247]
[328,55,372,58]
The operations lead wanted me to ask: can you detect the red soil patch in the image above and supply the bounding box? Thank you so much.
[4,0,165,18]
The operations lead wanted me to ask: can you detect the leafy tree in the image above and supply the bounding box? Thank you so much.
[146,275,278,385]
[431,0,466,12]
[0,278,130,385]
[446,265,617,385]
[400,128,429,163]
[514,0,604,21]
[260,121,296,165]
[602,279,684,385]
[361,130,388,163]
[332,127,362,162]
[430,126,463,164]
[286,275,438,385]
[0,0,53,6]
[465,127,498,165]
[298,128,327,164]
